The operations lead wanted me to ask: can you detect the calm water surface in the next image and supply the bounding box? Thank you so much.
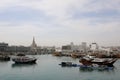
[0,55,120,80]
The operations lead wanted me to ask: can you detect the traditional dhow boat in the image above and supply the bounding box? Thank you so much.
[12,54,37,64]
[79,56,117,67]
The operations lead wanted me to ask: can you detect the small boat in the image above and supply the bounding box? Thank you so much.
[59,62,78,67]
[12,54,37,64]
[52,52,63,56]
[79,56,117,67]
[0,55,10,61]
[71,53,83,58]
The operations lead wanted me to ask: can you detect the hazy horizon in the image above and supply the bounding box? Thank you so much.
[0,0,120,47]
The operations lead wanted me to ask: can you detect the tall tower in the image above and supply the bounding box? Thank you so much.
[30,37,37,54]
[31,37,37,48]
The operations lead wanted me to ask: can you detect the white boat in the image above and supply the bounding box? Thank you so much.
[12,54,37,64]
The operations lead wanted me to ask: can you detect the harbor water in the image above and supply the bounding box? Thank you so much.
[0,55,120,80]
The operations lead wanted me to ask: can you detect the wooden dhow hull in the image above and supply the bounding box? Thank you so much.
[13,59,37,64]
[79,58,117,67]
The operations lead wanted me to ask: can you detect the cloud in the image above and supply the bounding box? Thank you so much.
[0,0,120,46]
[0,6,52,23]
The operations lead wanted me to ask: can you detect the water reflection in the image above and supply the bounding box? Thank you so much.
[11,63,37,68]
[0,60,10,63]
[79,66,115,72]
[0,55,119,80]
[79,67,94,72]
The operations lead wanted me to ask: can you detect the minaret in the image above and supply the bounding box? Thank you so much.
[31,37,37,48]
[30,37,37,54]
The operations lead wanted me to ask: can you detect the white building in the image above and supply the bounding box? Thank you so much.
[62,42,88,54]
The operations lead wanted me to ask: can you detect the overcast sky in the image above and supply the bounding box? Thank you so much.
[0,0,120,46]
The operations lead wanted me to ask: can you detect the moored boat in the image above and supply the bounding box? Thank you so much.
[12,54,37,64]
[79,56,117,67]
[71,53,84,58]
[59,62,78,67]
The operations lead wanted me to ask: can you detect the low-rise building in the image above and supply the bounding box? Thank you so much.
[0,42,8,53]
[62,42,89,54]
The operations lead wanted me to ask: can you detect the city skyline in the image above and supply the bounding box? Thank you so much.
[0,0,120,46]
